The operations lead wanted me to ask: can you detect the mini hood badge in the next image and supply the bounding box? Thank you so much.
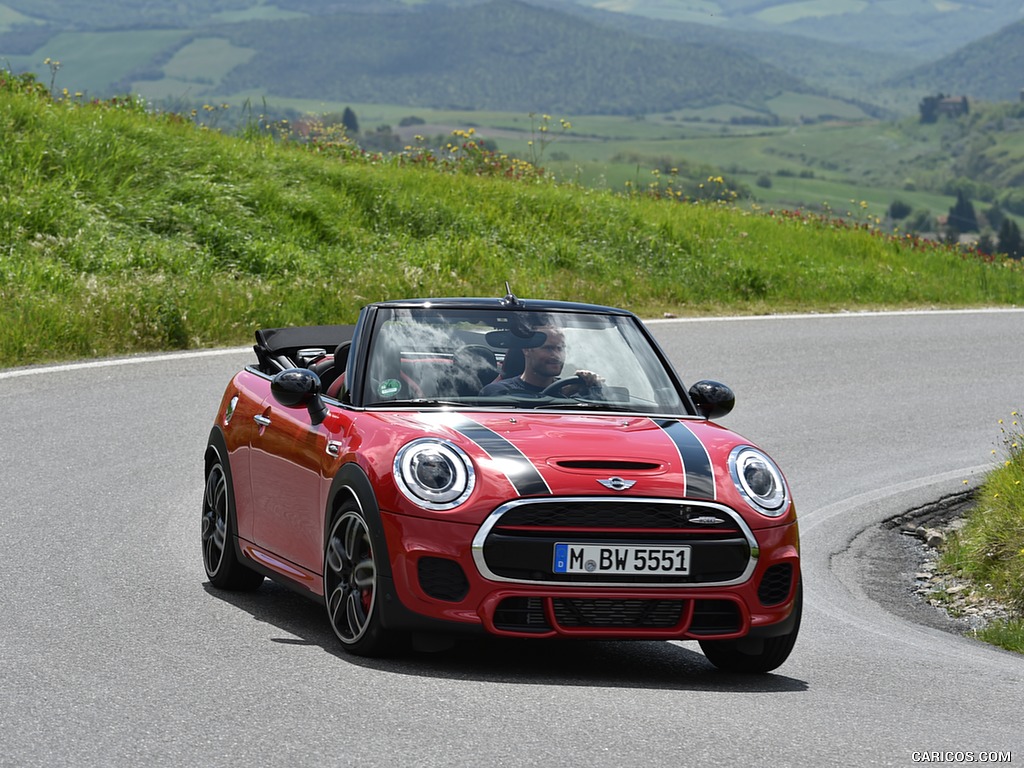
[598,477,636,491]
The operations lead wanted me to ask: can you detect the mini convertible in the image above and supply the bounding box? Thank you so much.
[203,292,801,672]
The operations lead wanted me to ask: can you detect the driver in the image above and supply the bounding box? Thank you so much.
[479,328,601,397]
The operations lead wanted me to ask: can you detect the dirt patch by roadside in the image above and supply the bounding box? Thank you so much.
[863,490,1014,634]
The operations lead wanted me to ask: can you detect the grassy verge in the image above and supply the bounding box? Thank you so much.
[940,413,1024,652]
[4,72,1024,368]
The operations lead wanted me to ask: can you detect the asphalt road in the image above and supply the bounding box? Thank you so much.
[2,309,1022,767]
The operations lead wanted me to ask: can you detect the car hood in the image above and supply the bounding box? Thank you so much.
[369,410,777,518]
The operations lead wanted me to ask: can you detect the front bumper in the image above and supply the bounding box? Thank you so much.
[378,501,800,640]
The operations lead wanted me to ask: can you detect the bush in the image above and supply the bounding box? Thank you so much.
[888,199,912,220]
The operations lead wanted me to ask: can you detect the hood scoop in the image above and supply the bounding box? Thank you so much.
[553,459,662,471]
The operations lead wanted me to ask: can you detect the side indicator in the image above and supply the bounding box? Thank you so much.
[224,395,238,426]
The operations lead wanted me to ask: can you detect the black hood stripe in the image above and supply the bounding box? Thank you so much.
[446,415,550,497]
[655,419,716,500]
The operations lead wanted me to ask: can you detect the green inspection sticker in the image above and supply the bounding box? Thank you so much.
[378,378,402,398]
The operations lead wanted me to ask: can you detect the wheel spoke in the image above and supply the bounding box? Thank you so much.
[346,591,368,635]
[353,556,375,590]
[325,534,345,574]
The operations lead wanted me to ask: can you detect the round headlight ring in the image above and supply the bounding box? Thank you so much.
[728,446,788,517]
[394,439,475,510]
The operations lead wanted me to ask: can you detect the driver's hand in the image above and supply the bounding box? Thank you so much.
[574,370,604,388]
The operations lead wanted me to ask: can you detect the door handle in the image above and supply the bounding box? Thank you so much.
[253,414,271,427]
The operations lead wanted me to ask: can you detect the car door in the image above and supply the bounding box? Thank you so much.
[248,395,335,575]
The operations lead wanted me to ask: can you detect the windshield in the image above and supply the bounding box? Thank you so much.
[362,307,689,414]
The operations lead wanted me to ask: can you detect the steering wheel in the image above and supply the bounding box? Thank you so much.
[540,376,597,398]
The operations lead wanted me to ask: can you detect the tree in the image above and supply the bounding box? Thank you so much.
[342,106,360,135]
[947,190,979,235]
[919,94,942,124]
[984,202,1006,231]
[997,218,1022,259]
[888,199,912,220]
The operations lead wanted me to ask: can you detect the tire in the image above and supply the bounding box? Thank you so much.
[698,581,802,674]
[202,459,264,591]
[323,503,400,656]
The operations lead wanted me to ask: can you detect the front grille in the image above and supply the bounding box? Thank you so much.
[495,500,742,532]
[417,557,469,602]
[758,563,793,606]
[476,499,754,586]
[553,598,684,628]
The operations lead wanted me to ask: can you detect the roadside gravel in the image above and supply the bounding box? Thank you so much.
[877,490,1015,633]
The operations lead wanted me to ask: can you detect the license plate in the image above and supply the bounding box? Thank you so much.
[553,543,691,575]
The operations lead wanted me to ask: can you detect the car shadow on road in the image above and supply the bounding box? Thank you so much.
[203,580,808,694]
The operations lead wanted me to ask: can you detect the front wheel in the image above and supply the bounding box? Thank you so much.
[324,504,400,656]
[202,459,264,591]
[698,582,802,674]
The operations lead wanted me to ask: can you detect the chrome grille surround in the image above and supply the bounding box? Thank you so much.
[472,497,759,588]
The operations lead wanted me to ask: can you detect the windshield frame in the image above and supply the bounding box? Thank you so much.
[348,301,695,416]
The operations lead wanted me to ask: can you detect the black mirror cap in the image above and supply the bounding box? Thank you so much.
[688,379,735,420]
[271,368,328,425]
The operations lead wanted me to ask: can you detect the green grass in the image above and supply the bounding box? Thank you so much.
[941,413,1024,653]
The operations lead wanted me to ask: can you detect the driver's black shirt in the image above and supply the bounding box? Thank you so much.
[479,376,545,397]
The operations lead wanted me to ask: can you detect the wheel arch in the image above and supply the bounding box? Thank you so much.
[324,462,394,581]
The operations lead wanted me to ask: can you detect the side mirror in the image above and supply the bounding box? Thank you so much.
[688,379,735,420]
[271,368,329,426]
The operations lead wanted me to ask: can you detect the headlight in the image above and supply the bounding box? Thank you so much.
[728,446,788,517]
[394,439,475,510]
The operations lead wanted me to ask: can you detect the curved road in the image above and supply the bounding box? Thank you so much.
[2,310,1023,767]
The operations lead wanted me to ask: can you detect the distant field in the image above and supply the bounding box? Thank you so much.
[0,3,38,31]
[201,95,975,225]
[163,38,255,82]
[754,0,867,24]
[577,0,727,23]
[9,29,189,95]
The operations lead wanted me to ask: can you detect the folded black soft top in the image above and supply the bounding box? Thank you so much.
[253,324,356,372]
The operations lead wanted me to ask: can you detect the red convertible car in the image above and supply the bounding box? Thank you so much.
[203,292,800,672]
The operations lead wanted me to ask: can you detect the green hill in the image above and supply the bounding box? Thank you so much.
[886,19,1024,104]
[3,70,1023,368]
[1,0,816,116]
[213,0,806,114]
[546,0,1024,58]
